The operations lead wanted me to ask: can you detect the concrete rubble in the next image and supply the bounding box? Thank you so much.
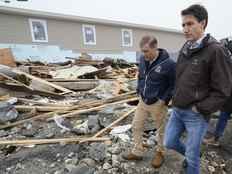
[0,49,231,174]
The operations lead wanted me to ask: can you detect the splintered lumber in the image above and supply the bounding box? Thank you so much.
[0,137,110,146]
[0,92,137,129]
[0,110,69,129]
[65,56,104,66]
[18,98,72,107]
[16,91,137,112]
[46,78,114,83]
[77,67,108,78]
[69,91,136,110]
[79,107,136,144]
[0,96,138,129]
[46,79,105,82]
[16,91,136,112]
[0,82,65,99]
[56,97,138,119]
[15,105,71,112]
[32,89,65,99]
[58,90,137,112]
[0,72,34,91]
[11,69,75,94]
[28,66,52,78]
[74,58,104,66]
[93,107,136,138]
[52,81,99,91]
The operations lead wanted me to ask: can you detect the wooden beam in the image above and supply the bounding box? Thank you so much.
[93,107,136,138]
[18,98,72,107]
[79,108,136,144]
[0,92,137,129]
[16,92,136,112]
[0,96,138,129]
[15,91,135,113]
[57,97,138,119]
[11,69,75,94]
[46,78,114,82]
[15,105,70,112]
[0,111,66,129]
[52,81,99,91]
[0,72,34,91]
[0,137,110,146]
[69,91,136,110]
[0,82,65,99]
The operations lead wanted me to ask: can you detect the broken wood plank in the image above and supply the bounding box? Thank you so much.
[0,91,137,128]
[69,91,136,110]
[52,81,99,91]
[18,98,73,107]
[46,78,113,82]
[57,97,138,119]
[11,69,75,94]
[77,67,108,78]
[0,110,68,129]
[93,107,136,138]
[0,96,138,129]
[15,105,71,112]
[0,72,34,91]
[0,137,110,146]
[0,82,65,99]
[15,91,136,113]
[79,107,136,144]
[19,91,136,112]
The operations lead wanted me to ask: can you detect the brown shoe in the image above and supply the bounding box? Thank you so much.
[122,151,143,161]
[151,151,165,168]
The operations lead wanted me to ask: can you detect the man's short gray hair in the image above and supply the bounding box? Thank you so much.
[140,35,158,48]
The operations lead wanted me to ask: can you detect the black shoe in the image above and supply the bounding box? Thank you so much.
[182,159,188,169]
[182,152,201,169]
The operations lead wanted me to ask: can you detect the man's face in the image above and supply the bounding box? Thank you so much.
[141,44,157,61]
[182,15,205,41]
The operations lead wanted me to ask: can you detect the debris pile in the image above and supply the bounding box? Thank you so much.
[0,48,231,174]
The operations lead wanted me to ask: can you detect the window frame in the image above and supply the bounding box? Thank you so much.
[82,24,97,45]
[121,28,133,47]
[29,18,48,43]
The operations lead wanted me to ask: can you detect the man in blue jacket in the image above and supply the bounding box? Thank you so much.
[122,35,176,168]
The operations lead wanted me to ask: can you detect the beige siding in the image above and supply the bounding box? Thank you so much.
[0,13,31,43]
[0,13,185,53]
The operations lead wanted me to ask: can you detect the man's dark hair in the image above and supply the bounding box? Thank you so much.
[140,35,158,49]
[181,4,208,29]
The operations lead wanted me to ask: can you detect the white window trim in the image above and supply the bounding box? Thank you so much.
[29,18,48,43]
[121,29,133,47]
[82,24,96,45]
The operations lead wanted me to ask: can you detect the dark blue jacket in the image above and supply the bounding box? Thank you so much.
[137,48,176,105]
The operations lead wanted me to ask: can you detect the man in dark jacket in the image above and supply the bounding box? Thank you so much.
[204,39,232,146]
[164,4,232,174]
[122,35,175,168]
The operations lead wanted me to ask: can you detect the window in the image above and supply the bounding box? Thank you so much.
[82,24,96,45]
[122,29,133,47]
[29,19,48,42]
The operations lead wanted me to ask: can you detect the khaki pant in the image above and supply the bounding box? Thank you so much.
[132,98,168,156]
